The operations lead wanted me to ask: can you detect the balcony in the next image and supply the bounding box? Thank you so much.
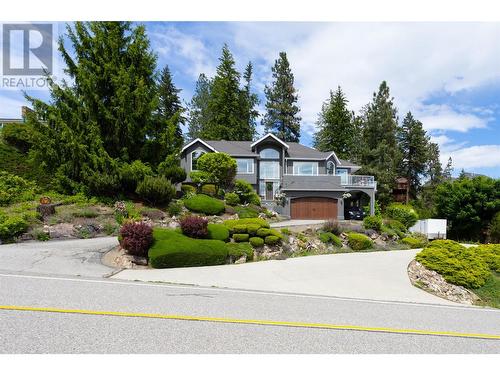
[282,174,376,190]
[341,175,376,187]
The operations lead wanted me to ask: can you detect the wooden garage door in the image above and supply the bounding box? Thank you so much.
[291,197,338,220]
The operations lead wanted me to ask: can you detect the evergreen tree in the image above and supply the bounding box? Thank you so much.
[426,142,443,183]
[157,65,184,121]
[241,62,259,139]
[202,44,254,141]
[313,86,357,159]
[359,81,401,206]
[187,73,212,140]
[397,112,430,198]
[443,157,453,180]
[262,52,301,142]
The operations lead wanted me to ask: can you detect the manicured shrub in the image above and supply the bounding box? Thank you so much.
[385,203,419,229]
[233,233,249,242]
[181,184,196,195]
[167,201,183,217]
[149,229,227,268]
[233,179,259,205]
[264,235,280,245]
[224,192,240,206]
[269,228,284,240]
[475,244,500,273]
[207,223,230,242]
[196,152,237,189]
[321,219,342,235]
[86,172,121,197]
[158,165,187,184]
[347,232,373,251]
[416,240,490,288]
[201,184,217,196]
[227,242,254,259]
[180,215,208,238]
[401,236,427,249]
[281,228,291,235]
[256,228,272,237]
[119,160,153,193]
[363,215,382,231]
[319,232,342,246]
[248,193,261,206]
[0,213,29,241]
[183,194,225,215]
[119,221,153,257]
[234,205,259,218]
[136,176,176,206]
[233,224,248,234]
[0,171,37,206]
[249,236,264,248]
[246,223,261,236]
[223,218,270,231]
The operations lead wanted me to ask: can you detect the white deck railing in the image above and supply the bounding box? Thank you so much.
[341,175,375,187]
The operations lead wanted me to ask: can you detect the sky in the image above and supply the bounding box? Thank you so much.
[1,22,500,177]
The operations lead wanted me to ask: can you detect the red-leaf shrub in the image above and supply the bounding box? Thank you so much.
[119,221,153,257]
[180,215,208,238]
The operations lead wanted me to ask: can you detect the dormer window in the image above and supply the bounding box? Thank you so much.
[327,161,335,175]
[191,148,206,171]
[260,148,279,159]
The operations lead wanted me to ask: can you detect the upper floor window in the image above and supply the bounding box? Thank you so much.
[327,161,335,175]
[236,159,254,174]
[293,161,318,176]
[260,148,280,159]
[191,148,206,171]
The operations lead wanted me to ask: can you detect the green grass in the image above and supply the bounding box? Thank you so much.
[473,272,500,309]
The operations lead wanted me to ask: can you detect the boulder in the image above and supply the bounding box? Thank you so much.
[234,255,247,264]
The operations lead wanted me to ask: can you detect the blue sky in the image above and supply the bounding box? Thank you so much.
[2,22,500,177]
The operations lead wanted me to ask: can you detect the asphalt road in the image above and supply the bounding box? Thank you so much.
[1,272,499,353]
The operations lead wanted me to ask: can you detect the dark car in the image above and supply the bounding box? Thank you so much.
[346,206,365,220]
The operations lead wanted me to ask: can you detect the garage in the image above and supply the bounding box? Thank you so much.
[290,197,338,220]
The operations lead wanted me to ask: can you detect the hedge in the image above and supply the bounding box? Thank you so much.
[184,194,225,215]
[416,240,491,288]
[227,242,254,259]
[207,223,230,242]
[149,228,227,268]
[233,233,249,242]
[249,237,264,248]
[223,218,270,231]
[319,232,342,247]
[347,232,373,251]
[385,203,418,229]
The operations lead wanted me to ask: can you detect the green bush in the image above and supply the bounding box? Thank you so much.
[475,244,500,273]
[224,218,270,231]
[158,164,186,184]
[167,201,183,217]
[2,122,33,153]
[264,235,280,245]
[269,228,284,240]
[227,242,254,259]
[281,228,291,235]
[224,192,240,206]
[385,203,419,229]
[416,240,490,288]
[119,160,152,193]
[233,224,247,234]
[233,179,260,205]
[149,229,228,268]
[401,236,427,249]
[321,220,342,235]
[201,184,217,196]
[319,232,342,246]
[363,215,382,231]
[347,232,373,251]
[0,213,29,241]
[35,230,50,241]
[183,194,225,215]
[136,176,176,206]
[234,205,259,218]
[233,233,249,242]
[490,212,500,243]
[207,223,230,242]
[256,228,271,237]
[72,208,99,218]
[181,184,196,195]
[249,236,264,248]
[196,153,237,189]
[0,171,37,206]
[246,224,261,236]
[248,193,261,206]
[85,171,121,197]
[384,219,407,238]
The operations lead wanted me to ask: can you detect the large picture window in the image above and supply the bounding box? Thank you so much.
[293,161,318,176]
[191,148,206,171]
[260,161,280,179]
[259,148,280,159]
[236,159,254,174]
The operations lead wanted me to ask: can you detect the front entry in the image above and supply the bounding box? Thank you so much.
[290,197,338,220]
[265,182,274,201]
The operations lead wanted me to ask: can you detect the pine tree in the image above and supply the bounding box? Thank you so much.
[443,157,453,180]
[313,86,357,159]
[426,142,443,183]
[397,112,430,198]
[157,65,184,121]
[241,62,259,139]
[359,81,401,206]
[187,73,212,140]
[262,52,301,142]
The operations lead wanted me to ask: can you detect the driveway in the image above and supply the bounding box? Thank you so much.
[0,237,118,277]
[113,249,456,305]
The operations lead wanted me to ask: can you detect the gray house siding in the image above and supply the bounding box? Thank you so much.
[180,142,213,183]
[282,175,343,190]
[234,158,257,185]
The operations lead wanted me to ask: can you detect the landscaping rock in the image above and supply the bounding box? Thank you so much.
[234,255,247,264]
[408,260,480,305]
[167,220,180,229]
[73,223,102,238]
[48,223,75,239]
[130,255,148,266]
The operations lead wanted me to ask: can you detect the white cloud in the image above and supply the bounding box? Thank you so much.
[416,104,489,132]
[442,145,500,169]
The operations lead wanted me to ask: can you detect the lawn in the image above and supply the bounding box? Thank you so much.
[473,272,500,309]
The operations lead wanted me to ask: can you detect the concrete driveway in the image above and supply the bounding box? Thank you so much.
[0,237,118,277]
[112,249,456,305]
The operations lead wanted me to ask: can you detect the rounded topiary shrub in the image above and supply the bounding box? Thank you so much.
[180,215,208,238]
[385,203,418,229]
[264,235,280,245]
[136,176,176,206]
[119,221,153,257]
[224,218,270,231]
[201,184,217,197]
[158,165,187,184]
[233,224,247,234]
[347,232,373,251]
[207,223,230,242]
[227,242,254,259]
[319,232,342,247]
[256,228,271,238]
[233,233,249,242]
[247,224,261,236]
[224,192,240,206]
[249,236,264,248]
[363,215,382,231]
[183,194,225,215]
[401,236,427,249]
[181,184,196,195]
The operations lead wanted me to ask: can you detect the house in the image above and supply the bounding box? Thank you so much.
[180,133,377,220]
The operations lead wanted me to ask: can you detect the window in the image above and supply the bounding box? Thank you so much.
[260,148,280,159]
[327,161,335,175]
[236,159,254,174]
[259,180,280,200]
[260,161,280,179]
[293,161,318,176]
[336,168,349,184]
[191,148,206,171]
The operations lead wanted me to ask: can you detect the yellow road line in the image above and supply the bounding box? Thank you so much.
[1,305,499,340]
